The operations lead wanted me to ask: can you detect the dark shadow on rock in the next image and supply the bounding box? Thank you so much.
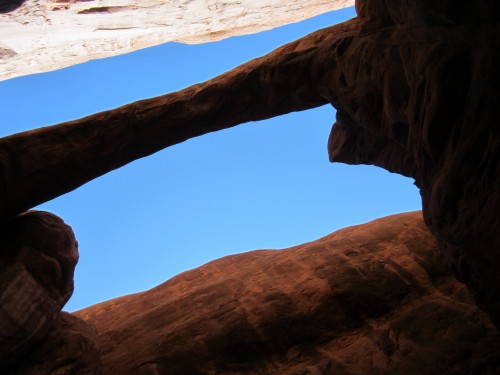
[0,0,28,14]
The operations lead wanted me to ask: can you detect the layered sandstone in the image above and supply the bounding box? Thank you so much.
[0,0,353,80]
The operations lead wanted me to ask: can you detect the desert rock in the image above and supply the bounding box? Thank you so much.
[74,212,500,374]
[0,211,78,370]
[1,1,498,326]
[10,312,100,375]
[0,0,353,80]
[0,0,499,373]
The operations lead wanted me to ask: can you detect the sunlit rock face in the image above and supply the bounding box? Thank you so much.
[0,0,353,80]
[73,212,500,374]
[9,212,500,373]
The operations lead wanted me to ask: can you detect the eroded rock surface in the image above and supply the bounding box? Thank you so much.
[0,0,499,372]
[1,1,498,327]
[0,211,78,370]
[11,312,100,375]
[0,0,353,80]
[74,212,500,374]
[323,0,500,327]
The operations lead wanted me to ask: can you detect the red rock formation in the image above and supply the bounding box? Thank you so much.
[0,1,498,328]
[12,312,100,375]
[69,212,499,374]
[0,211,78,370]
[1,0,499,372]
[324,0,500,328]
[0,26,331,222]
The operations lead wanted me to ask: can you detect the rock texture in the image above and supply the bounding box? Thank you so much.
[1,0,500,373]
[0,24,333,222]
[324,0,500,329]
[0,211,78,370]
[71,212,500,374]
[0,0,353,80]
[1,0,498,329]
[10,312,101,375]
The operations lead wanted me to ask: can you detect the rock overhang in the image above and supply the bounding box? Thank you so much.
[0,0,354,80]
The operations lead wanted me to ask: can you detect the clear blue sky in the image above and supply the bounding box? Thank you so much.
[0,6,421,312]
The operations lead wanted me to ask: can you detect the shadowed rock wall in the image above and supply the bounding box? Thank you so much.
[0,0,499,373]
[324,0,500,327]
[0,211,78,370]
[1,0,498,327]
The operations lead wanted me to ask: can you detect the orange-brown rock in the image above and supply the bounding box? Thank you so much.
[11,312,100,375]
[0,1,498,328]
[0,211,78,370]
[325,0,500,331]
[1,0,500,371]
[72,212,500,374]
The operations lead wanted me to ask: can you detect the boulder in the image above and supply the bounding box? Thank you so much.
[0,211,78,370]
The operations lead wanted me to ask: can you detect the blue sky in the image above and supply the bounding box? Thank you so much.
[0,6,421,311]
